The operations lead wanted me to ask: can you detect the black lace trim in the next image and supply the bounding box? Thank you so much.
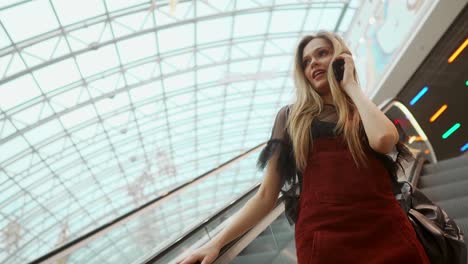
[257,139,296,184]
[311,119,339,138]
[257,139,301,224]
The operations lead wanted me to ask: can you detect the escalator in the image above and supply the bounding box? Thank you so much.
[139,184,260,264]
[417,154,468,249]
[141,187,296,264]
[225,210,296,264]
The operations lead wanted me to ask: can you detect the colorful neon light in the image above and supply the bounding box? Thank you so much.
[409,136,424,144]
[429,104,448,122]
[442,123,461,139]
[448,38,468,63]
[410,86,428,105]
[461,143,468,152]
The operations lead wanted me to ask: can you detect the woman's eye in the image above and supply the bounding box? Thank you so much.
[303,59,310,67]
[319,50,328,57]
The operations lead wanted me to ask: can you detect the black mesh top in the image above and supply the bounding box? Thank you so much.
[256,104,412,225]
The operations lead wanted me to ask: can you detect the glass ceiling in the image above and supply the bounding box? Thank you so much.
[0,0,433,263]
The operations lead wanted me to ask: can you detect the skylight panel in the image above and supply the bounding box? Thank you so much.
[196,16,233,44]
[157,23,194,53]
[22,36,68,67]
[59,104,96,128]
[34,58,81,93]
[0,74,41,111]
[38,135,70,158]
[302,8,326,32]
[163,71,195,93]
[233,12,269,38]
[316,7,341,31]
[76,44,119,77]
[338,6,356,32]
[236,0,263,10]
[104,0,144,12]
[52,0,105,26]
[104,110,131,129]
[0,0,58,43]
[261,55,291,72]
[197,85,224,102]
[23,119,62,146]
[49,88,83,111]
[126,62,159,81]
[196,0,222,17]
[163,52,195,73]
[95,92,130,115]
[158,0,195,21]
[196,65,226,84]
[0,136,29,164]
[196,45,229,66]
[129,81,161,102]
[87,72,121,98]
[269,9,306,34]
[11,102,48,127]
[112,10,155,38]
[68,22,112,51]
[235,40,264,57]
[229,59,260,73]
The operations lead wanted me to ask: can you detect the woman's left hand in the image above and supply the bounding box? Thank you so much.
[334,53,361,96]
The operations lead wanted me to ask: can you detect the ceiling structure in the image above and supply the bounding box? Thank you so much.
[0,0,440,263]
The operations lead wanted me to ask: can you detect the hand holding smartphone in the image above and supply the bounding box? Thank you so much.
[332,59,345,81]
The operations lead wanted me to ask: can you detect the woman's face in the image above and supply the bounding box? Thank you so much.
[302,38,333,95]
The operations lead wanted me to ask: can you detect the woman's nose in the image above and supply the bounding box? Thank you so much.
[308,59,318,70]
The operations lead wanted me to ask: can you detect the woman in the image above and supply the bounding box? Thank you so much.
[178,31,430,264]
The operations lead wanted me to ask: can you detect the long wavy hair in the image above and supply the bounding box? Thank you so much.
[288,31,368,172]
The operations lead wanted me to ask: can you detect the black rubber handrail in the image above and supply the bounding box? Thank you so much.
[30,142,266,264]
[212,196,286,264]
[141,183,262,264]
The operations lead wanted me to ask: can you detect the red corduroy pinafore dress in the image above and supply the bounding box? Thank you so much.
[294,134,430,264]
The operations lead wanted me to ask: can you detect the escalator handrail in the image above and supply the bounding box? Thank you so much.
[141,182,262,264]
[213,196,286,264]
[380,100,437,163]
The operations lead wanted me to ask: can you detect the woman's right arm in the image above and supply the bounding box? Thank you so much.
[177,154,282,264]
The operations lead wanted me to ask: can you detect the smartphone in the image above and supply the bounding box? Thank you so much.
[332,59,345,81]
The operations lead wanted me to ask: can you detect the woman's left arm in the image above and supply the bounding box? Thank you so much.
[337,54,399,154]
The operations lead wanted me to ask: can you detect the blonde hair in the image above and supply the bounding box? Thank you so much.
[288,31,368,172]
